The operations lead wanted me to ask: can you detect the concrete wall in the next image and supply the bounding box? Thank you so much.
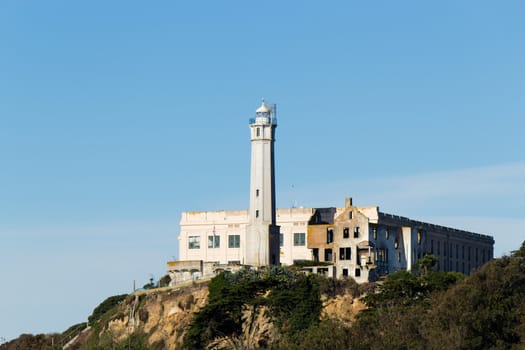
[178,208,313,266]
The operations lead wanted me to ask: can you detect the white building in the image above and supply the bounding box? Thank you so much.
[168,100,495,284]
[177,208,314,266]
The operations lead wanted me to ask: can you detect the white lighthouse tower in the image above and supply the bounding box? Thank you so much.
[245,99,280,267]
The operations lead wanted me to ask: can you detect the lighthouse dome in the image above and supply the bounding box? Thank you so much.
[256,99,271,114]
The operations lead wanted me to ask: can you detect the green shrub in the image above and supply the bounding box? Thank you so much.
[87,294,128,325]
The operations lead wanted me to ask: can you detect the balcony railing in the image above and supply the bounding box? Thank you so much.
[249,117,277,125]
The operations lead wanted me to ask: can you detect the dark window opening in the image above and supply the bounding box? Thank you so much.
[343,227,349,239]
[256,127,260,137]
[343,268,348,277]
[324,248,333,262]
[355,268,361,277]
[256,189,259,197]
[313,248,319,262]
[339,247,352,260]
[255,210,259,218]
[354,227,360,238]
[326,228,334,244]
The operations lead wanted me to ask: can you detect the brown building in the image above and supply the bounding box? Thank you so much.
[306,198,494,283]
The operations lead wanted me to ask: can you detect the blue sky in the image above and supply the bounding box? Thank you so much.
[1,0,524,341]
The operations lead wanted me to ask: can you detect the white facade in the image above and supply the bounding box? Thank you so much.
[178,208,313,266]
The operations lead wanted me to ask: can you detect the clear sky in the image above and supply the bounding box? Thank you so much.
[1,0,524,341]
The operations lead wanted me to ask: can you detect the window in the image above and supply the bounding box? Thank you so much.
[256,189,259,197]
[294,233,305,246]
[355,268,361,277]
[437,241,440,255]
[354,227,359,238]
[326,228,334,243]
[313,248,319,262]
[208,235,220,248]
[256,210,259,218]
[398,252,401,262]
[342,268,348,277]
[394,240,399,249]
[373,227,377,240]
[431,240,434,254]
[324,248,333,262]
[188,236,200,249]
[228,260,240,265]
[417,231,422,245]
[378,249,388,263]
[385,229,390,240]
[339,247,351,260]
[349,211,353,219]
[343,227,349,239]
[256,127,260,137]
[228,235,240,248]
[279,233,284,247]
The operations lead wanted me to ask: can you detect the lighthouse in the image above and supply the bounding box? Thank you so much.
[245,99,280,266]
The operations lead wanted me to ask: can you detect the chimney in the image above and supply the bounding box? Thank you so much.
[345,197,353,207]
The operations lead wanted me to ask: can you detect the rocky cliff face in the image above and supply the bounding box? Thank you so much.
[65,281,209,350]
[65,279,364,350]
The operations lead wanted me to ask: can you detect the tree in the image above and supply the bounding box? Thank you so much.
[417,254,439,276]
[423,255,525,349]
[512,240,525,258]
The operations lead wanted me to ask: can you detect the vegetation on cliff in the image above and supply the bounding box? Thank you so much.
[183,267,324,349]
[6,240,525,350]
[348,242,525,350]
